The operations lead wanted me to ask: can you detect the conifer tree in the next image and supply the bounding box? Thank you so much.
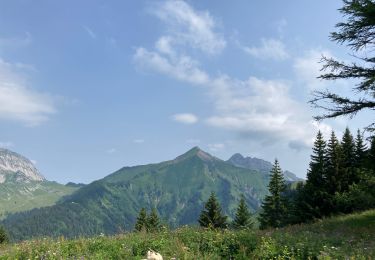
[300,131,332,218]
[341,128,357,190]
[368,136,375,171]
[198,192,228,229]
[147,208,161,232]
[354,129,367,168]
[232,195,253,230]
[308,131,327,187]
[326,131,342,193]
[134,208,147,232]
[259,159,288,229]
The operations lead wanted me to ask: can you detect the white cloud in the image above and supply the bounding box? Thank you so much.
[0,141,13,148]
[152,0,226,55]
[134,47,209,85]
[243,38,289,60]
[30,159,37,165]
[134,1,332,150]
[133,139,145,144]
[207,143,225,152]
[206,76,324,148]
[275,19,288,36]
[0,59,56,126]
[186,138,200,144]
[293,49,333,90]
[134,1,223,85]
[0,33,32,51]
[82,25,96,39]
[105,148,116,154]
[172,113,198,124]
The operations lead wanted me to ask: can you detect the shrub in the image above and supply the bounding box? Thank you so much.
[0,226,9,244]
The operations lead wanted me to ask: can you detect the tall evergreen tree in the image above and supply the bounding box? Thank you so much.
[147,208,161,232]
[134,208,147,232]
[232,195,253,230]
[258,159,288,229]
[300,131,332,219]
[341,128,357,190]
[198,192,228,229]
[368,136,375,171]
[354,129,367,168]
[308,131,328,188]
[326,131,342,194]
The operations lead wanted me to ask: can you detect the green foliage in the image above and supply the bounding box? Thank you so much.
[147,208,161,232]
[0,180,78,219]
[354,129,367,168]
[198,192,228,229]
[0,225,8,244]
[326,131,342,194]
[341,128,358,190]
[367,136,375,170]
[258,160,288,229]
[0,209,374,259]
[334,170,375,213]
[134,208,147,232]
[291,128,375,225]
[311,0,375,131]
[2,147,270,241]
[232,195,253,230]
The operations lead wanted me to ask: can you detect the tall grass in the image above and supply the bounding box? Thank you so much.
[0,210,374,259]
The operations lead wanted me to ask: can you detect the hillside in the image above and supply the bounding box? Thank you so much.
[1,209,373,259]
[2,147,271,241]
[227,153,302,182]
[0,180,79,219]
[0,148,79,218]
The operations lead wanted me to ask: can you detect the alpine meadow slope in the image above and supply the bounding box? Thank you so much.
[3,147,275,241]
[0,148,79,219]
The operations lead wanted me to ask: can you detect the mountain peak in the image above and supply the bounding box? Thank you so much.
[227,153,302,182]
[0,148,45,183]
[174,147,217,162]
[229,153,245,161]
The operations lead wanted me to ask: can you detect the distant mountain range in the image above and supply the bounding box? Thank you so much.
[0,148,79,219]
[227,153,302,182]
[1,147,302,241]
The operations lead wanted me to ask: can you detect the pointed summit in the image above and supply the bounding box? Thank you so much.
[174,147,218,162]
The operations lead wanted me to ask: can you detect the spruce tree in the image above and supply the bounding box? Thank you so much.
[308,131,327,188]
[258,159,288,229]
[368,136,375,171]
[341,128,357,190]
[326,131,342,194]
[300,131,332,219]
[198,192,228,229]
[134,208,147,232]
[232,195,253,230]
[354,129,367,169]
[147,208,161,232]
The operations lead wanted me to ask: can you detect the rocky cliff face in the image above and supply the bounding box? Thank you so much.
[0,148,45,183]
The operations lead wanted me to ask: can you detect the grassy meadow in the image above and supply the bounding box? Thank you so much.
[0,209,373,259]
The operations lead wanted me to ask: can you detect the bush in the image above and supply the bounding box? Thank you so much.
[0,226,9,244]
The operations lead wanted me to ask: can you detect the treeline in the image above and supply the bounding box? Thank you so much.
[259,128,375,229]
[134,192,254,232]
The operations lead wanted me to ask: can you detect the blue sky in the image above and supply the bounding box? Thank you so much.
[0,0,371,183]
